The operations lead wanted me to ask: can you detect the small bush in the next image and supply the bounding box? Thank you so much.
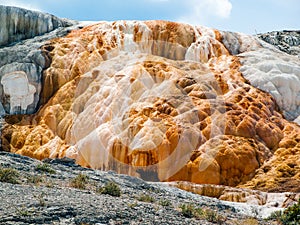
[0,167,20,184]
[45,179,55,188]
[70,173,89,189]
[180,203,195,218]
[159,199,172,207]
[180,204,206,218]
[204,209,224,224]
[137,194,155,203]
[98,181,121,197]
[128,202,138,208]
[35,163,56,174]
[15,206,31,217]
[34,192,47,207]
[280,199,300,225]
[268,210,283,221]
[27,175,45,185]
[205,209,217,222]
[179,204,224,223]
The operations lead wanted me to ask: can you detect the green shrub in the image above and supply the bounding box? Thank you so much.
[280,199,300,225]
[0,167,20,184]
[27,175,45,185]
[34,192,47,207]
[35,163,56,174]
[179,204,224,223]
[70,173,89,189]
[127,201,138,208]
[267,200,300,225]
[137,194,155,203]
[159,199,172,207]
[98,181,121,197]
[204,209,224,224]
[268,210,283,221]
[180,203,207,219]
[15,206,31,217]
[180,203,195,218]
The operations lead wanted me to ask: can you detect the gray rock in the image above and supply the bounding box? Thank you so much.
[0,6,77,115]
[0,5,71,47]
[258,30,300,56]
[0,152,280,224]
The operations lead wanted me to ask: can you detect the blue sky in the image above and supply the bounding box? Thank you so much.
[0,0,299,34]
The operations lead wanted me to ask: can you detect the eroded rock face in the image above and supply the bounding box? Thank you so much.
[0,5,70,47]
[258,30,300,56]
[0,5,73,115]
[1,18,300,192]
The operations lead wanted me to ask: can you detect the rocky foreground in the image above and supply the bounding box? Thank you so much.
[0,151,283,225]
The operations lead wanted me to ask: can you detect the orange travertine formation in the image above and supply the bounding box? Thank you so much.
[2,21,299,192]
[169,181,300,207]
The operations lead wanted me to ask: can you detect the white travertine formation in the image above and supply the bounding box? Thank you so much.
[240,48,300,120]
[220,31,262,55]
[185,26,229,62]
[1,71,36,114]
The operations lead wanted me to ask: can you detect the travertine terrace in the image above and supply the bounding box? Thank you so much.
[1,10,300,195]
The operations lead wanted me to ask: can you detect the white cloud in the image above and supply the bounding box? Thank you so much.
[0,0,42,12]
[178,0,232,25]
